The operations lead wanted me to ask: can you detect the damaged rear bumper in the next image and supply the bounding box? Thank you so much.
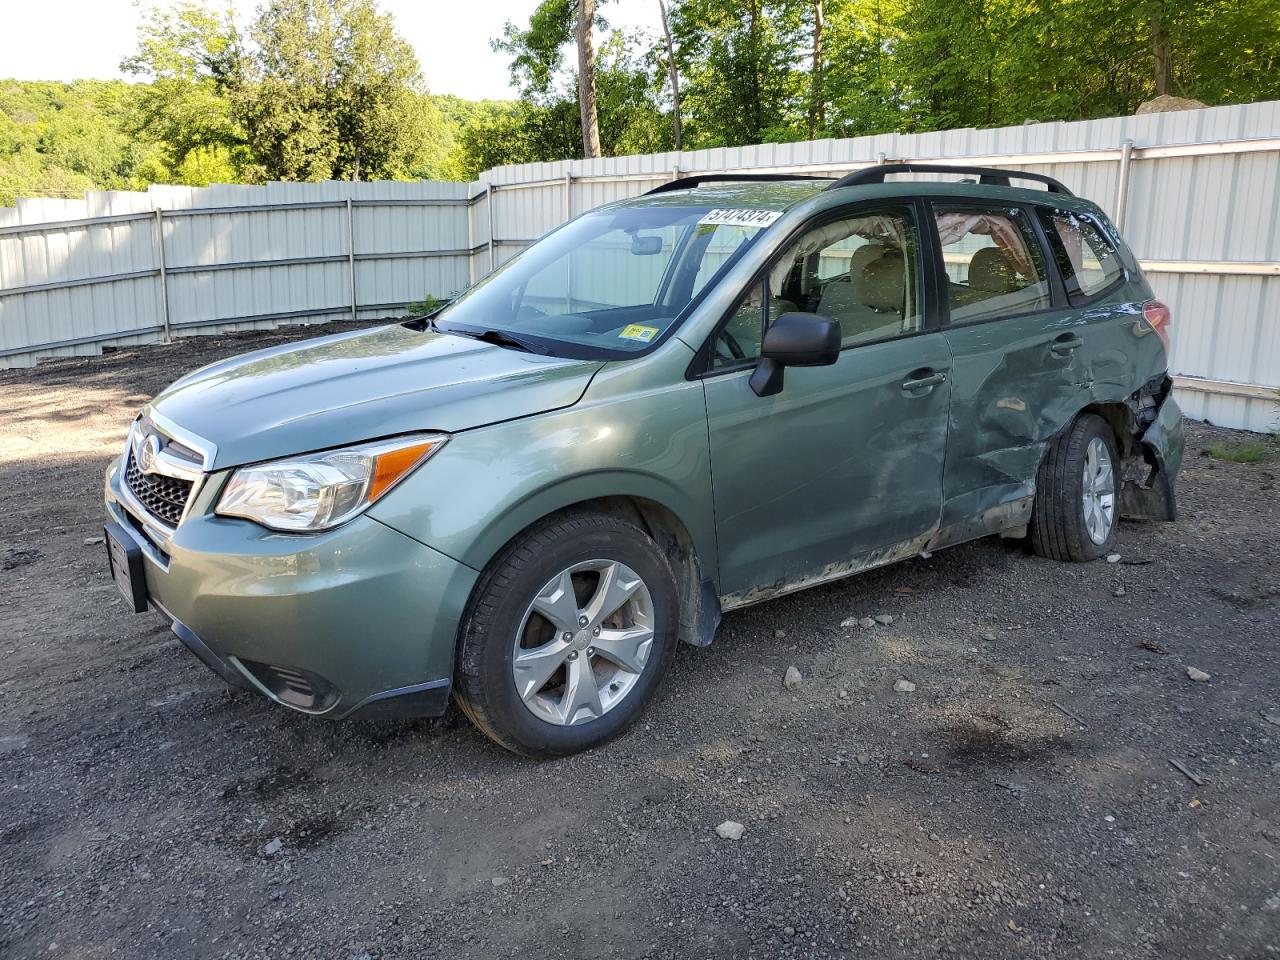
[1120,379,1184,521]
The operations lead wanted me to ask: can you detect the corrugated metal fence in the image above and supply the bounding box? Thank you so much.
[0,180,472,364]
[3,101,1278,432]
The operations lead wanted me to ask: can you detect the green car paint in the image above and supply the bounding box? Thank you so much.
[103,173,1182,721]
[148,322,605,468]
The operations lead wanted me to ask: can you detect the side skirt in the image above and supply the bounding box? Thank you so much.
[718,496,1034,615]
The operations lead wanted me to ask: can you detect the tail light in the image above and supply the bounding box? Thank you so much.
[1142,300,1172,350]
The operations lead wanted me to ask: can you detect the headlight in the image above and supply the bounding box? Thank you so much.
[216,434,448,532]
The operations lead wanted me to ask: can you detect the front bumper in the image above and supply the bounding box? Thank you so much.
[105,457,477,719]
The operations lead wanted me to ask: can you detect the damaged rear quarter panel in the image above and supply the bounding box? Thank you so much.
[940,281,1175,533]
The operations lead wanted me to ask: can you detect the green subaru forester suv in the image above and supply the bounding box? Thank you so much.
[104,164,1183,756]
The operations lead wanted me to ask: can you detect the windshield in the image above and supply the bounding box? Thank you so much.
[434,203,781,358]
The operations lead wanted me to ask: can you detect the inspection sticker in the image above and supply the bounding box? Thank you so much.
[697,208,783,229]
[619,324,659,342]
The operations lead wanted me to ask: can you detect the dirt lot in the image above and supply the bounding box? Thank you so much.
[1,323,1278,960]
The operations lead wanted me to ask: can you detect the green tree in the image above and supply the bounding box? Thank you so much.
[813,0,903,135]
[493,0,670,162]
[120,1,245,183]
[667,0,808,146]
[235,0,427,181]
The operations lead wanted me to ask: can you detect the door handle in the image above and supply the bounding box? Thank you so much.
[900,370,947,393]
[1050,334,1084,357]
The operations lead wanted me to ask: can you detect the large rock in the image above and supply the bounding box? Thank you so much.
[1136,95,1207,115]
[715,820,746,841]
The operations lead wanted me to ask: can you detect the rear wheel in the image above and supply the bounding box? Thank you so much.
[1030,413,1119,562]
[454,511,679,757]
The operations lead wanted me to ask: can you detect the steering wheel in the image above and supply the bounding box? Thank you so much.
[714,330,748,364]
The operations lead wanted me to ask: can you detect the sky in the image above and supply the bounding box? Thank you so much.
[0,0,660,101]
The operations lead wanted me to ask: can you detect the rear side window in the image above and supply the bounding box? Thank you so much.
[933,205,1051,324]
[1038,209,1125,302]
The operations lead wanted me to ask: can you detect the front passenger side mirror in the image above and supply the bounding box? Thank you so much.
[749,312,841,397]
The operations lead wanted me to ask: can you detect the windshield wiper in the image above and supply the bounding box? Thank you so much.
[444,326,550,355]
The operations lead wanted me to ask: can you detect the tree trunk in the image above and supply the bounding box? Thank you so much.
[1151,15,1172,96]
[658,0,682,150]
[808,0,824,139]
[748,0,761,141]
[577,0,602,159]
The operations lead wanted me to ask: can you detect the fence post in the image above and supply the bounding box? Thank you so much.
[152,208,171,343]
[487,183,496,274]
[563,171,573,222]
[346,197,357,320]
[1114,139,1135,230]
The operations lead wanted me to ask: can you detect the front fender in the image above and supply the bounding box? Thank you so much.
[368,373,717,581]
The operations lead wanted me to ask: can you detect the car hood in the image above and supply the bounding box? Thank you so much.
[148,324,605,469]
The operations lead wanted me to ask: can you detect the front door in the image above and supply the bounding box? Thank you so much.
[700,203,953,604]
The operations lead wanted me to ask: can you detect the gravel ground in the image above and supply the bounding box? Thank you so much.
[1,323,1278,960]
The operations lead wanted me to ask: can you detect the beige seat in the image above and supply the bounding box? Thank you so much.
[816,243,886,321]
[813,257,904,344]
[966,247,1018,294]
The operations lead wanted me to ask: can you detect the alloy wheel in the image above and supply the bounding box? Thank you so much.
[511,559,655,726]
[1081,435,1116,545]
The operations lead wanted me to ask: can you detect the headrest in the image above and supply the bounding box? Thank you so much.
[967,247,1018,293]
[861,258,903,312]
[847,242,885,277]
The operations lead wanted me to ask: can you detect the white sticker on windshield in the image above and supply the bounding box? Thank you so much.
[697,208,783,229]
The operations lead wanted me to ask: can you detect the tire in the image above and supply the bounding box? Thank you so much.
[453,511,680,757]
[1030,413,1120,562]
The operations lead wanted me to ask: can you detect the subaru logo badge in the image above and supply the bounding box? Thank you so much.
[138,434,162,474]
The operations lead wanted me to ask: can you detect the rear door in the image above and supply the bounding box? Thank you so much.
[928,200,1089,540]
[699,201,953,603]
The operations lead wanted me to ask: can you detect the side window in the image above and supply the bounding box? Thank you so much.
[711,206,922,367]
[777,208,923,347]
[1038,209,1125,302]
[712,280,767,368]
[934,206,1051,324]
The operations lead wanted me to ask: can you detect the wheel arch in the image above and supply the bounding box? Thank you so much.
[1034,383,1177,528]
[1080,400,1138,458]
[459,480,720,652]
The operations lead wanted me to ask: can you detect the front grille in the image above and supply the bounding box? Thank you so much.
[124,452,193,527]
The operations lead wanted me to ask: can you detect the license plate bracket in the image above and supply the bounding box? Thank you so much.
[105,521,148,613]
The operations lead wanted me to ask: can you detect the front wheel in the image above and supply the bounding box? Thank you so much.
[453,511,679,757]
[1030,413,1120,562]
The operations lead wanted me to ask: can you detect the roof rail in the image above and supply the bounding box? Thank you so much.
[646,173,832,195]
[827,163,1073,195]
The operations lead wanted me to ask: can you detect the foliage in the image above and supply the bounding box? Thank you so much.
[0,80,148,205]
[406,294,445,316]
[663,0,1280,143]
[233,0,427,181]
[486,0,672,166]
[120,0,246,181]
[1204,440,1273,464]
[668,0,807,146]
